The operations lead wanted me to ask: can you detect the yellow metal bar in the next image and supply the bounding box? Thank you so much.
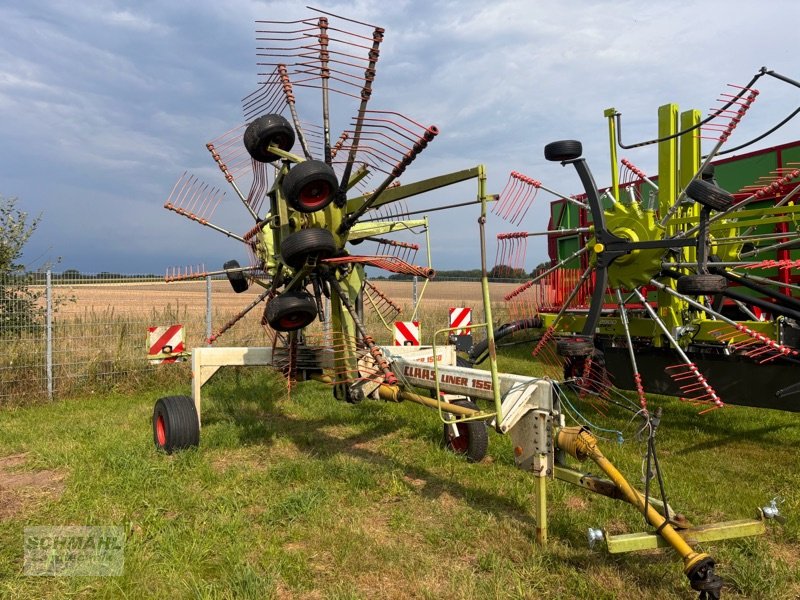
[534,475,547,545]
[604,107,619,202]
[658,103,679,223]
[679,110,702,190]
[376,384,483,417]
[556,427,711,575]
[476,165,503,427]
[606,519,766,554]
[430,323,497,424]
[410,216,432,322]
[656,103,683,336]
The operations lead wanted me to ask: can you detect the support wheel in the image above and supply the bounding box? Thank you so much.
[223,259,248,293]
[153,395,200,454]
[676,274,727,295]
[442,399,488,462]
[282,160,338,213]
[243,114,296,163]
[564,348,607,393]
[281,228,338,270]
[686,179,734,212]
[544,140,582,162]
[555,336,595,357]
[266,290,318,331]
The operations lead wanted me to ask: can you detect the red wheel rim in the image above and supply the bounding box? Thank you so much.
[156,414,166,446]
[278,312,311,329]
[297,180,332,211]
[448,423,469,453]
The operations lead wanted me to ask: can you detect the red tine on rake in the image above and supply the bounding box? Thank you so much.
[164,173,249,243]
[362,280,402,324]
[734,166,800,199]
[709,323,799,364]
[367,237,419,263]
[164,173,224,223]
[333,110,439,177]
[495,232,528,278]
[493,171,542,225]
[164,264,207,283]
[206,125,254,184]
[700,85,759,143]
[255,13,383,101]
[321,255,434,279]
[664,363,725,414]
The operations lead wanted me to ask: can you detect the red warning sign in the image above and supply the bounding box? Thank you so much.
[148,325,186,363]
[393,321,421,346]
[449,307,472,335]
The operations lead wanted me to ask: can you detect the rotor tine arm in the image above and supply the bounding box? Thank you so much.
[615,288,648,413]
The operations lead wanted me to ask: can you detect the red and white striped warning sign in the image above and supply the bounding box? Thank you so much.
[449,307,472,335]
[393,321,421,346]
[147,325,186,363]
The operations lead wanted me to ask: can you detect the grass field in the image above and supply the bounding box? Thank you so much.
[0,344,798,599]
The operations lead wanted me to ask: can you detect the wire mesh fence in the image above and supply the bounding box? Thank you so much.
[0,271,527,404]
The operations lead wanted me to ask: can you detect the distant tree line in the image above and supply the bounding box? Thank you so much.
[372,262,555,281]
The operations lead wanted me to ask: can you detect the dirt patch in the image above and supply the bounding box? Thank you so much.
[565,495,589,511]
[0,453,66,520]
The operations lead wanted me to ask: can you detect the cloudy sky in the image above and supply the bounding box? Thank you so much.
[2,0,799,275]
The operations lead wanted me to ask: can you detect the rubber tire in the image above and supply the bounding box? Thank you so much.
[442,399,488,463]
[243,114,296,163]
[153,395,200,454]
[544,140,582,162]
[466,317,544,366]
[281,228,338,270]
[223,259,248,293]
[685,179,734,211]
[676,274,728,295]
[266,290,318,331]
[282,160,338,213]
[563,348,607,393]
[555,336,595,357]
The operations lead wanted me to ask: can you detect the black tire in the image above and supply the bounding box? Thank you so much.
[282,160,338,213]
[544,140,582,162]
[266,290,318,331]
[676,274,728,295]
[281,228,338,270]
[442,399,488,463]
[153,395,200,454]
[467,317,544,366]
[223,259,249,293]
[563,348,607,393]
[555,336,595,357]
[243,114,295,163]
[685,179,734,212]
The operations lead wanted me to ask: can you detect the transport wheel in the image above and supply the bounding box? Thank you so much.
[685,179,734,211]
[282,160,338,213]
[442,399,488,463]
[563,348,607,393]
[223,259,249,293]
[544,140,582,162]
[281,228,337,270]
[153,395,200,454]
[266,291,318,331]
[555,336,595,357]
[243,114,296,163]
[676,274,728,295]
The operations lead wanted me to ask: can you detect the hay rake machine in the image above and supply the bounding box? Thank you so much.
[493,68,800,415]
[151,10,778,598]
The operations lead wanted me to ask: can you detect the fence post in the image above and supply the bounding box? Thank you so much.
[205,275,212,343]
[46,269,53,400]
[412,275,418,307]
